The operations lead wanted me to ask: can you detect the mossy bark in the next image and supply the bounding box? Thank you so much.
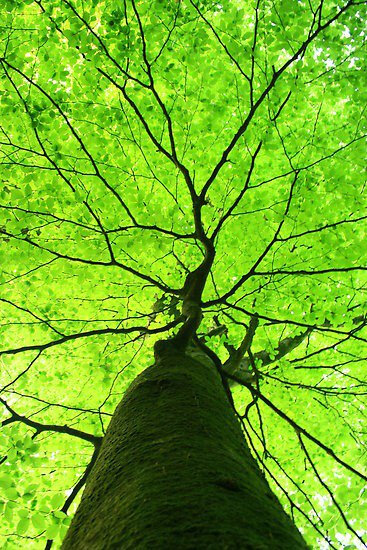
[62,348,308,549]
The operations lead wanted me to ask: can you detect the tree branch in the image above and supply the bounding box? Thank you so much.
[0,318,181,357]
[225,373,367,483]
[199,0,357,200]
[0,398,101,447]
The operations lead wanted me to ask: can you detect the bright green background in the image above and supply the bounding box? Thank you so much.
[0,0,366,548]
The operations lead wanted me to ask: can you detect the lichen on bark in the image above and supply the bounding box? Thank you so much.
[62,346,308,549]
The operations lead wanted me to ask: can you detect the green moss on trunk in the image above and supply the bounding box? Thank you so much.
[62,349,307,549]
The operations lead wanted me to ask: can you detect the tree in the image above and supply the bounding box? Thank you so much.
[0,0,366,547]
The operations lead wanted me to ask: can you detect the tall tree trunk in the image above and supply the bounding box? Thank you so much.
[62,346,307,549]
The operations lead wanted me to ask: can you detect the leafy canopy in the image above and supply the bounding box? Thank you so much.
[0,0,366,548]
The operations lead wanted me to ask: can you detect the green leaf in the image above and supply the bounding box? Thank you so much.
[51,493,64,509]
[0,476,13,489]
[3,487,18,500]
[16,517,29,535]
[46,523,59,539]
[31,513,46,530]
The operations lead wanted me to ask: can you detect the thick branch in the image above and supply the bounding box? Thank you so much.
[224,316,259,375]
[0,318,181,357]
[0,398,101,447]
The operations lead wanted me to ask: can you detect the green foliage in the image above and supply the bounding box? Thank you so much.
[0,0,366,548]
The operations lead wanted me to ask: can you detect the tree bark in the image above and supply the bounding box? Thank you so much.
[62,346,308,549]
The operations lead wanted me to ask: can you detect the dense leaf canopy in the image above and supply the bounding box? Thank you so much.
[0,0,366,548]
